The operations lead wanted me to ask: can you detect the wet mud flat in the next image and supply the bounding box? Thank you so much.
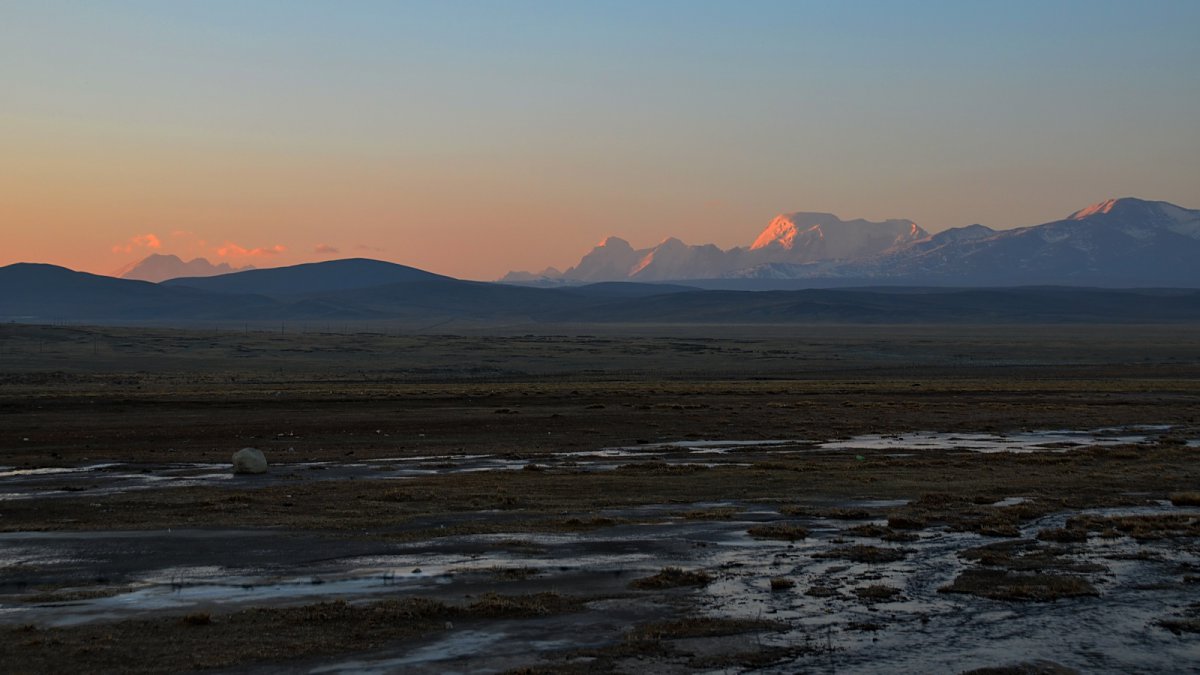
[2,323,1200,672]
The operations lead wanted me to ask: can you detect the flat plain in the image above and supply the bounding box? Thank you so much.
[2,322,1199,673]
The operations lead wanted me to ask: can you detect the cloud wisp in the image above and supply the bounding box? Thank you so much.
[216,242,287,258]
[111,233,162,254]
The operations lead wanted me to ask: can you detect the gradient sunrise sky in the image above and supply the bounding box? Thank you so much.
[3,1,1198,280]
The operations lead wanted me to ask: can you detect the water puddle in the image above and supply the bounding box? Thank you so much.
[820,427,1167,453]
[692,501,1200,674]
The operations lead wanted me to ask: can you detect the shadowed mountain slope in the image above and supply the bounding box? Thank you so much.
[163,258,454,297]
[5,259,1200,325]
[0,264,282,321]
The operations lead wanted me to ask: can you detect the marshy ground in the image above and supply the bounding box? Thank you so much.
[1,323,1199,673]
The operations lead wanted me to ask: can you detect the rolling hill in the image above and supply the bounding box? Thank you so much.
[5,259,1200,325]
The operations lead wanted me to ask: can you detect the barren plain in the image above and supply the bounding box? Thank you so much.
[1,322,1199,673]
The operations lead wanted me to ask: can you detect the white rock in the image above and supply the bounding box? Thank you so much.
[232,447,267,474]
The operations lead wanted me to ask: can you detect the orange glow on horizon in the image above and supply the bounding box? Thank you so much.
[216,242,287,258]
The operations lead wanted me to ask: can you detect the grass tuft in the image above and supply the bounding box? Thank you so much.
[630,567,712,589]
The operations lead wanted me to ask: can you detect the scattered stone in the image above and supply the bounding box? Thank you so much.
[232,447,267,474]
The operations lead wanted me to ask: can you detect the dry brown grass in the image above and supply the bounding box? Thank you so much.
[3,594,580,674]
[1066,513,1200,540]
[960,540,1102,573]
[855,584,902,601]
[678,506,742,520]
[769,576,795,591]
[1169,492,1200,507]
[1036,528,1088,543]
[940,570,1098,601]
[630,567,712,590]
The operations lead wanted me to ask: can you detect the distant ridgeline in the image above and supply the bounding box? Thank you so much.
[504,197,1200,288]
[2,198,1199,325]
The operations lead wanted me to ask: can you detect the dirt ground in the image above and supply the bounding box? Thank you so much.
[1,323,1199,673]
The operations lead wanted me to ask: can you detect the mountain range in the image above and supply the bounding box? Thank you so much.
[114,254,254,282]
[3,197,1199,326]
[3,259,1200,327]
[504,198,1200,288]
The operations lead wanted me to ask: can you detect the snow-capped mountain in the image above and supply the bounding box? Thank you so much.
[510,212,927,283]
[562,236,646,282]
[855,197,1200,286]
[505,198,1200,287]
[114,254,253,283]
[749,212,927,262]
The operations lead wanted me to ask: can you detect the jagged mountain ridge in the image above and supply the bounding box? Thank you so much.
[510,212,928,283]
[505,198,1199,286]
[115,254,253,282]
[749,213,926,261]
[737,197,1200,286]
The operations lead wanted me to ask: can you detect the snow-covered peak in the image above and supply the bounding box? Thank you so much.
[750,212,927,262]
[1069,198,1124,220]
[1066,198,1200,239]
[927,224,997,245]
[595,235,634,250]
[750,212,839,250]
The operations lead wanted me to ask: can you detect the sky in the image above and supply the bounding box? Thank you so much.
[2,1,1198,280]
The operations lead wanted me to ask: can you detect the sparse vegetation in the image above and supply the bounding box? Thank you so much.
[179,612,211,626]
[485,566,541,581]
[844,524,890,538]
[855,584,902,601]
[770,576,795,591]
[887,515,927,530]
[2,595,579,673]
[747,523,809,541]
[959,540,1103,573]
[630,567,712,589]
[1066,514,1200,541]
[678,506,742,520]
[1169,492,1200,507]
[1158,618,1200,635]
[940,570,1098,601]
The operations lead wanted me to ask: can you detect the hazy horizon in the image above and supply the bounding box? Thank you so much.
[4,1,1198,280]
